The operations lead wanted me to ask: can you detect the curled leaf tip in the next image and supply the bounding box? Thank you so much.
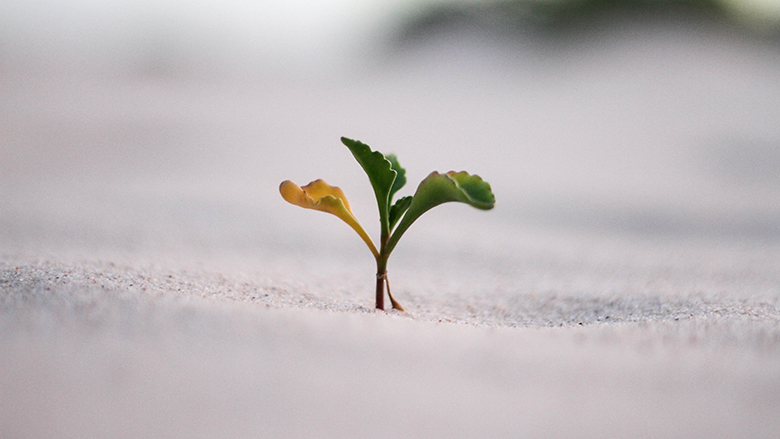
[279,180,307,207]
[287,179,353,212]
[445,171,495,210]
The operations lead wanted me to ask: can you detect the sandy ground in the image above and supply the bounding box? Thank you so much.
[2,19,780,438]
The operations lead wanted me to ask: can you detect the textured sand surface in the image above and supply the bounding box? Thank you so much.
[3,19,780,438]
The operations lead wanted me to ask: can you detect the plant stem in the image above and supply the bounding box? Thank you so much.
[376,205,390,311]
[376,198,404,310]
[375,256,387,310]
[375,269,385,310]
[375,253,404,311]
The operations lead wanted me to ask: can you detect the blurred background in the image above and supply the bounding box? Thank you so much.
[2,0,780,263]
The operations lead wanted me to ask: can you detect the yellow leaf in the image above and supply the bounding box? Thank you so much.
[280,179,379,258]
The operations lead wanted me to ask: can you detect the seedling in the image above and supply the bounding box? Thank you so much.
[280,137,495,310]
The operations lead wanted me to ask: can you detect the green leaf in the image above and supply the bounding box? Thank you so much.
[341,137,397,237]
[385,171,495,255]
[388,195,413,231]
[386,154,406,201]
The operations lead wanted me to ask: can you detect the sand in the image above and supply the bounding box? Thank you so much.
[2,19,780,438]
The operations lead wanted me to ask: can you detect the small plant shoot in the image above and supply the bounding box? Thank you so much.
[280,137,495,310]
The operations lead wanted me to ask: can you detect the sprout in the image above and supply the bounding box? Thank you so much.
[280,137,495,310]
